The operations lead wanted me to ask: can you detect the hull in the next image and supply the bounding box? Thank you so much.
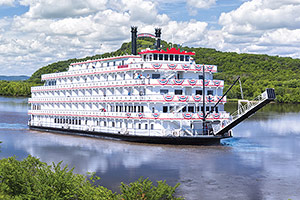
[29,125,230,145]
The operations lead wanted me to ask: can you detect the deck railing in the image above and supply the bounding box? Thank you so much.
[41,63,218,80]
[28,94,227,104]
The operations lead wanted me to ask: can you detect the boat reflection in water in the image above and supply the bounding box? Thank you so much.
[1,98,300,199]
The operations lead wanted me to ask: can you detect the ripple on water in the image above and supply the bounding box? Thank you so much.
[0,123,28,130]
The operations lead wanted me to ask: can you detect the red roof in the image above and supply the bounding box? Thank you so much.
[139,48,195,55]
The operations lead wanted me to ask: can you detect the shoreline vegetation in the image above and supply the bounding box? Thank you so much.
[0,155,182,199]
[1,38,300,103]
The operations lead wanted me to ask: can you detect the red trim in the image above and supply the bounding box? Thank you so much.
[42,67,217,80]
[31,82,224,92]
[139,48,195,55]
[28,112,230,121]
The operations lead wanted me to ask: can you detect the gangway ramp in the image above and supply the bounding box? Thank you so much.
[215,88,275,136]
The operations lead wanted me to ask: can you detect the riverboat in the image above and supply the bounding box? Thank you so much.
[28,27,275,145]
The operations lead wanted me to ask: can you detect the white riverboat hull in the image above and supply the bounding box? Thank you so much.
[29,125,231,145]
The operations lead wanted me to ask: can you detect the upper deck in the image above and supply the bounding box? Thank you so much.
[41,48,217,81]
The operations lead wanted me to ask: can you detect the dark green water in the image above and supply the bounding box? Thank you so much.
[1,96,300,200]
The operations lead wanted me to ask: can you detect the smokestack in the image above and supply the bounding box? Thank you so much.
[155,28,161,50]
[131,26,137,55]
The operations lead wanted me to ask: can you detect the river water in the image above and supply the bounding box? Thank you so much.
[1,96,300,199]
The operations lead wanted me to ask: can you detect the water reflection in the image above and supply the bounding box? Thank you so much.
[1,97,300,199]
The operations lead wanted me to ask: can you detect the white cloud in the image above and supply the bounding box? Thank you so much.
[20,0,107,18]
[0,0,15,6]
[186,0,216,15]
[219,0,300,34]
[187,0,216,9]
[0,0,211,75]
[217,0,300,57]
[1,0,300,76]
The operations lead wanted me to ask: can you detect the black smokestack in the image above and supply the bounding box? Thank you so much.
[131,26,137,55]
[155,28,161,50]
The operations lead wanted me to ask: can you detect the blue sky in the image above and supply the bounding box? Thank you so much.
[0,0,300,76]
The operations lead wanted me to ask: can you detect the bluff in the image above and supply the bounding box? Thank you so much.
[6,38,300,102]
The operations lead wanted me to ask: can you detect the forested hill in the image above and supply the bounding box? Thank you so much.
[6,38,300,102]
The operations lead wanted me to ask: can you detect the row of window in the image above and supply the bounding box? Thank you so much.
[144,54,190,62]
[54,118,82,125]
[112,105,144,113]
[162,105,218,113]
[160,89,213,95]
[52,117,155,130]
[73,60,126,69]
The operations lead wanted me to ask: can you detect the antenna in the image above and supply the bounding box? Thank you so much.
[239,78,244,99]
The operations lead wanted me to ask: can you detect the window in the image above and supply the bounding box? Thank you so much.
[160,89,168,95]
[180,55,184,61]
[113,61,116,66]
[107,62,110,67]
[152,107,155,113]
[163,106,168,113]
[185,55,189,61]
[164,54,168,60]
[211,106,214,112]
[182,107,186,112]
[206,107,209,111]
[152,74,160,79]
[145,124,148,129]
[199,75,204,79]
[154,54,158,60]
[159,54,163,60]
[112,122,115,127]
[175,90,183,95]
[151,124,154,130]
[175,55,179,61]
[138,124,141,129]
[122,60,124,65]
[196,90,202,95]
[104,121,106,126]
[207,90,213,95]
[188,106,194,113]
[215,107,219,113]
[170,106,174,112]
[170,54,174,61]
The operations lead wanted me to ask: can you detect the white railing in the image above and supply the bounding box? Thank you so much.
[41,63,218,80]
[28,110,230,121]
[213,91,268,134]
[231,90,268,121]
[31,78,224,92]
[28,95,227,104]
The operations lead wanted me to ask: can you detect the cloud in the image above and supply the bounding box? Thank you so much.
[186,0,216,15]
[0,0,15,6]
[219,0,300,34]
[187,0,216,9]
[0,0,211,75]
[1,0,300,76]
[217,0,300,57]
[20,0,107,18]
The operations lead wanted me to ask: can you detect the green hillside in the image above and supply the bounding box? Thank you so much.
[3,38,300,103]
